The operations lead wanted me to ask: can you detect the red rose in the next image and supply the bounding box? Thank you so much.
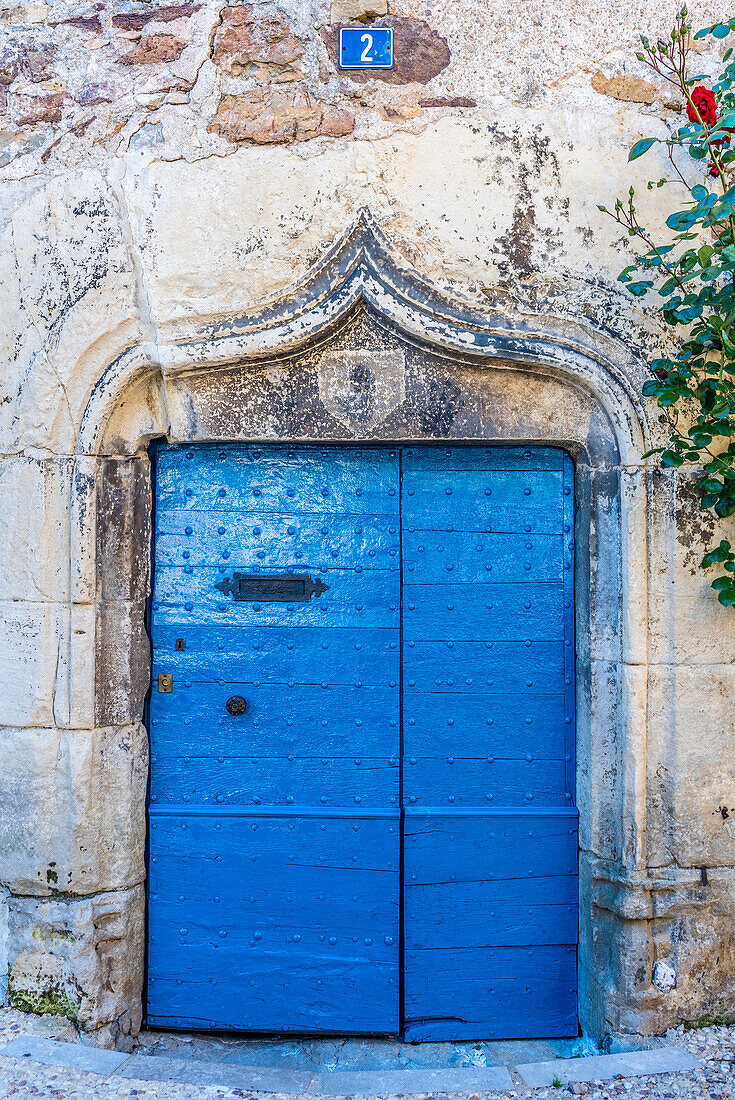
[687,85,718,127]
[708,161,720,177]
[655,369,669,380]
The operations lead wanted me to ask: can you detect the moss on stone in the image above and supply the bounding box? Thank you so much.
[7,976,81,1024]
[684,1012,735,1030]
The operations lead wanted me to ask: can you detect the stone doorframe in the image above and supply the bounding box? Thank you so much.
[74,211,659,1044]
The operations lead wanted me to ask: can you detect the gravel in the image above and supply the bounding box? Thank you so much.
[0,1007,732,1099]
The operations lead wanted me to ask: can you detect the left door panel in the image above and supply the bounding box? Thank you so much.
[148,444,401,1033]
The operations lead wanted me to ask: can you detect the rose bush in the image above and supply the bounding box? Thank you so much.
[601,8,735,605]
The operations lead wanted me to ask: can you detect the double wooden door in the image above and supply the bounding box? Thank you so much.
[147,443,577,1039]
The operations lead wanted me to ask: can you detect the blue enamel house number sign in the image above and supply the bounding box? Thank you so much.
[339,26,394,69]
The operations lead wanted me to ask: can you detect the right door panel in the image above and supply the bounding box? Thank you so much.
[401,446,578,1040]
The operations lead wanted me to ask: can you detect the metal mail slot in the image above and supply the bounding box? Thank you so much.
[214,572,329,603]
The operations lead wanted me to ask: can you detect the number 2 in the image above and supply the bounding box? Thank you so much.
[360,33,373,62]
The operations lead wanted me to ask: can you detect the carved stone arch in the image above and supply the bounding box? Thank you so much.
[79,210,651,461]
[80,210,656,1041]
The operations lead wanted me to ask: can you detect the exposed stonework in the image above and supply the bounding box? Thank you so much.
[112,6,202,31]
[323,15,451,84]
[208,84,354,143]
[55,15,102,33]
[419,96,476,108]
[212,4,304,74]
[0,39,52,84]
[6,886,144,1047]
[0,724,148,897]
[0,3,48,26]
[120,33,188,65]
[9,88,66,125]
[329,0,387,22]
[591,70,681,108]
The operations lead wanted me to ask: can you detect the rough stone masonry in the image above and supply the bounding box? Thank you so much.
[1,0,735,1052]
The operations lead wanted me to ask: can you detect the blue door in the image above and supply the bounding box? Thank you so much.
[147,443,577,1037]
[148,444,401,1032]
[401,447,577,1039]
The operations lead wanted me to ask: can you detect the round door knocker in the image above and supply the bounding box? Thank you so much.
[226,695,248,716]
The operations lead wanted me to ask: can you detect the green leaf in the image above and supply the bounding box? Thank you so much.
[698,244,715,267]
[713,23,731,38]
[626,280,653,296]
[717,588,735,606]
[661,450,685,467]
[628,137,658,161]
[712,576,733,590]
[703,540,732,567]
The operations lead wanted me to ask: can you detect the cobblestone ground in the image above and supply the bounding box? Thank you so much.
[0,1008,732,1099]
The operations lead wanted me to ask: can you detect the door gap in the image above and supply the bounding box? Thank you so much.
[398,446,406,1039]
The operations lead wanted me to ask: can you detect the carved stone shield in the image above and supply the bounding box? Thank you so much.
[318,348,406,432]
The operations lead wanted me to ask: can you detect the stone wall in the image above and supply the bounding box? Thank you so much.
[1,0,735,1049]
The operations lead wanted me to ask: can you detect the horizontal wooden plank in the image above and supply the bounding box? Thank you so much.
[401,446,567,472]
[402,640,565,694]
[149,805,399,818]
[149,755,399,807]
[405,876,578,948]
[149,919,398,962]
[151,625,400,685]
[158,443,399,475]
[148,813,399,872]
[403,812,578,882]
[402,758,570,806]
[402,530,564,584]
[153,565,400,629]
[402,582,565,641]
[149,860,400,910]
[148,954,399,1033]
[155,511,399,569]
[150,683,399,757]
[403,945,577,1040]
[402,691,569,758]
[402,471,565,534]
[157,444,399,516]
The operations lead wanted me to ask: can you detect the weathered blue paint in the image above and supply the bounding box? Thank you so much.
[148,444,402,1033]
[401,446,577,1040]
[147,443,577,1038]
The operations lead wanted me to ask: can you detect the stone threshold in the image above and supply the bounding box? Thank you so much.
[0,1035,701,1095]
